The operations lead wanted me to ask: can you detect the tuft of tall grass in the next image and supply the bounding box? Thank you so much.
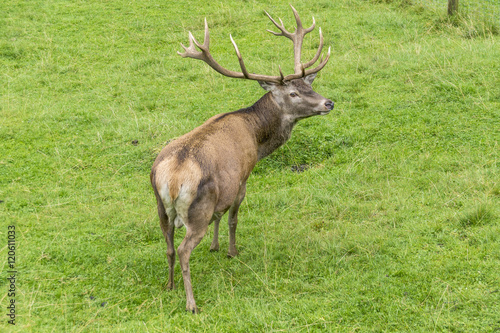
[459,204,496,228]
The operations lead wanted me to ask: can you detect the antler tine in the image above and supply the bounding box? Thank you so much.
[191,18,210,50]
[290,5,301,29]
[264,10,293,39]
[304,46,331,76]
[266,5,318,74]
[290,5,316,34]
[202,18,209,49]
[177,32,201,59]
[282,46,331,82]
[177,18,210,59]
[302,27,324,69]
[278,65,285,83]
[178,20,243,78]
[290,5,312,74]
[306,17,316,33]
[230,34,250,79]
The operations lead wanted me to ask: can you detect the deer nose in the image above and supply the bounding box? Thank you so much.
[325,100,334,110]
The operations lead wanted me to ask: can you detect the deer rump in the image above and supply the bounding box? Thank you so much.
[152,111,257,229]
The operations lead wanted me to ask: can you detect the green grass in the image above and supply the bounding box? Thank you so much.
[1,0,499,331]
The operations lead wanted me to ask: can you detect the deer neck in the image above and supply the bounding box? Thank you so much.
[242,93,297,161]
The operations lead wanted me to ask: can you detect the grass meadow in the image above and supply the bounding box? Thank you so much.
[1,0,499,331]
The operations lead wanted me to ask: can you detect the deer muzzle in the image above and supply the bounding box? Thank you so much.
[325,100,334,111]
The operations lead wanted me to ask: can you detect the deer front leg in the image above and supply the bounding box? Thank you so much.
[227,182,246,258]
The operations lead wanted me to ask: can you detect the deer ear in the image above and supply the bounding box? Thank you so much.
[303,73,317,85]
[258,81,278,92]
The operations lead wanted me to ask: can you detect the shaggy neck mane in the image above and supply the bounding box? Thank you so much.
[236,92,296,160]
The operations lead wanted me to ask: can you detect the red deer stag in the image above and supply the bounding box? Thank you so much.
[151,5,333,313]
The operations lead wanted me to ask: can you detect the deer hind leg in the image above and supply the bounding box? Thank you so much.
[177,224,208,314]
[227,182,247,258]
[209,212,224,252]
[156,198,176,290]
[177,186,216,314]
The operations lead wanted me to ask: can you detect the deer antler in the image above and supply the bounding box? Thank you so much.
[178,5,330,84]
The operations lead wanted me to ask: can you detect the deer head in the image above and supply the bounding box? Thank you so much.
[258,73,334,121]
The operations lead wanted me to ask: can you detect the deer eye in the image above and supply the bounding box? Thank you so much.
[290,92,298,97]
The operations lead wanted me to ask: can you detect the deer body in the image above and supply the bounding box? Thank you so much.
[150,6,333,313]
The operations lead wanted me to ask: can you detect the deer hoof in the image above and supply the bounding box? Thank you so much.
[186,306,200,314]
[209,244,219,252]
[227,250,239,258]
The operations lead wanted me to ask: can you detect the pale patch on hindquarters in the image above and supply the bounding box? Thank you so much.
[154,159,203,229]
[159,183,196,228]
